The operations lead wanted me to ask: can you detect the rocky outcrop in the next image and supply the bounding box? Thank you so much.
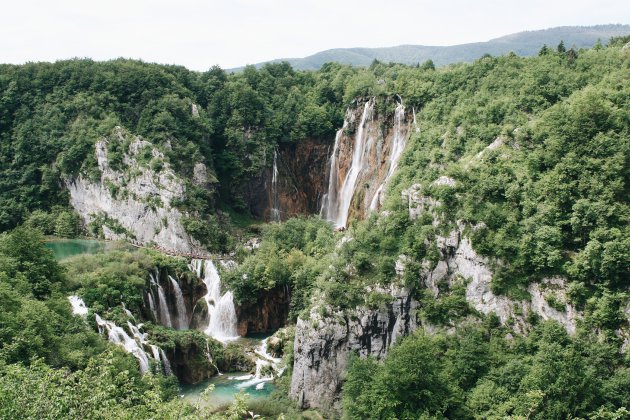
[290,287,419,411]
[169,340,217,384]
[236,287,291,335]
[66,127,201,253]
[402,181,582,335]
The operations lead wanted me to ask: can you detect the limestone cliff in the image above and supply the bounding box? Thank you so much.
[290,287,418,411]
[290,180,584,410]
[66,127,201,253]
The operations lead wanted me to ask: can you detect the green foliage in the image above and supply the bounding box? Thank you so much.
[343,321,629,419]
[224,217,334,321]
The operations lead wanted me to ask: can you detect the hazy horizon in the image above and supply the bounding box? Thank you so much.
[1,0,629,71]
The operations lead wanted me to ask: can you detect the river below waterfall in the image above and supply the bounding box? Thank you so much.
[179,334,280,407]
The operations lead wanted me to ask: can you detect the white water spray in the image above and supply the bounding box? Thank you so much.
[190,259,238,342]
[370,101,407,211]
[169,275,188,330]
[321,100,374,227]
[270,150,281,222]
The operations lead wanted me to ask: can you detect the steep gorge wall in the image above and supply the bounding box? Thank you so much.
[243,138,331,221]
[290,181,585,411]
[67,127,203,253]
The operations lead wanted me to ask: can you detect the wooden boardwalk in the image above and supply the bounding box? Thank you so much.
[128,240,214,260]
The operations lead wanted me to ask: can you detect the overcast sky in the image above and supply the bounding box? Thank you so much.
[1,0,628,70]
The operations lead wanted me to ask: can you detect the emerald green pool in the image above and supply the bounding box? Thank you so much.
[45,238,112,260]
[180,373,275,408]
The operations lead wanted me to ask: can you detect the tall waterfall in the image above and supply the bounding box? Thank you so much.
[190,259,238,341]
[320,127,344,222]
[321,100,374,228]
[369,101,407,211]
[270,150,281,222]
[156,282,172,328]
[169,275,188,330]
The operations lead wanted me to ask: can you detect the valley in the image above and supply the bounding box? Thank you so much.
[0,34,628,419]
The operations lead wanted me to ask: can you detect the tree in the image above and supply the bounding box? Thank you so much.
[557,40,566,53]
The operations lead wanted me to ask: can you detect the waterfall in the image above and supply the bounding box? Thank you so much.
[270,149,281,222]
[205,339,222,375]
[169,275,188,330]
[369,101,407,211]
[95,314,151,375]
[68,295,88,316]
[320,127,344,222]
[335,99,373,228]
[190,259,238,341]
[147,292,158,321]
[155,276,172,328]
[321,100,374,228]
[150,345,173,375]
[160,348,172,375]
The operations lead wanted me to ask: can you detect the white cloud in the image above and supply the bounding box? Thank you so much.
[0,0,628,70]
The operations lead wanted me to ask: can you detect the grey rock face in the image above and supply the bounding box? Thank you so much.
[290,188,584,410]
[67,127,200,253]
[290,286,418,411]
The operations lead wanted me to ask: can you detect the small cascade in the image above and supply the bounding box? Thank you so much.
[160,348,172,375]
[68,295,88,316]
[369,101,407,211]
[95,314,151,374]
[321,100,374,228]
[190,259,238,341]
[122,303,134,319]
[270,150,281,222]
[412,106,419,132]
[169,275,188,330]
[78,296,169,376]
[150,345,172,375]
[232,337,283,391]
[205,339,222,375]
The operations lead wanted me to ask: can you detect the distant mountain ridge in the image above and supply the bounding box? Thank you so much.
[232,24,630,71]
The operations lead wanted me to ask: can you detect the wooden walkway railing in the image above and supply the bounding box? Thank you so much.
[127,240,228,260]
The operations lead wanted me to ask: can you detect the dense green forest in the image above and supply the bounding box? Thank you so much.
[0,38,629,418]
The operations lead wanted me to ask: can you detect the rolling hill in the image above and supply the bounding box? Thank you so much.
[233,24,630,71]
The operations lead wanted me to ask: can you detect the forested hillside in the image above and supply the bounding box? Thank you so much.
[0,37,628,418]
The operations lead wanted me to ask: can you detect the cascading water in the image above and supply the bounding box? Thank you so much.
[156,283,172,328]
[231,337,283,391]
[270,150,281,222]
[321,100,374,228]
[369,101,407,211]
[95,314,151,374]
[68,295,88,316]
[159,348,173,375]
[320,126,344,222]
[147,292,158,321]
[189,259,238,341]
[169,275,188,330]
